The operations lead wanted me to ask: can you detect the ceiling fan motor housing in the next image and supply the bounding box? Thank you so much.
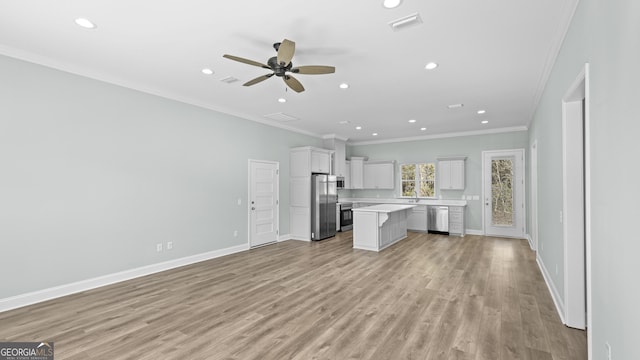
[268,56,293,77]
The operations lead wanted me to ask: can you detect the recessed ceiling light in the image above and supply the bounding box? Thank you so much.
[339,83,349,89]
[278,98,287,103]
[425,62,438,70]
[201,68,214,75]
[420,127,427,131]
[356,126,362,130]
[477,110,486,114]
[448,103,464,109]
[372,133,379,136]
[481,120,489,124]
[382,0,402,9]
[75,18,97,29]
[408,119,417,123]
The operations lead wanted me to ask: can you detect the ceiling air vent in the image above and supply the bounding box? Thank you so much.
[219,76,239,84]
[264,112,299,122]
[388,12,423,31]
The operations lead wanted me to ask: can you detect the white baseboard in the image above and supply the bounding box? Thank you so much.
[278,234,292,242]
[536,254,566,324]
[465,229,483,236]
[0,243,249,313]
[287,236,311,242]
[526,234,535,249]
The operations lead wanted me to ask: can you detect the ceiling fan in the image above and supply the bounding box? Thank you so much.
[223,39,335,93]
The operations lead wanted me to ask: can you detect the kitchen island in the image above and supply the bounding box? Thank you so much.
[352,204,416,252]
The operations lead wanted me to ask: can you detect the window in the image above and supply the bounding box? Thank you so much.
[400,163,435,197]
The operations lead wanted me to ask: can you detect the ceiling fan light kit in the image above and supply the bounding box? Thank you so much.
[223,39,335,93]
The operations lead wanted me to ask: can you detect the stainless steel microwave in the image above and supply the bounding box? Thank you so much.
[336,176,345,189]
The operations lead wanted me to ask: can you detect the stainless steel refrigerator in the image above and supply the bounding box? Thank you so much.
[311,174,338,240]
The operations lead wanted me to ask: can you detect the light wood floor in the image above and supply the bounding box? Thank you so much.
[0,232,586,360]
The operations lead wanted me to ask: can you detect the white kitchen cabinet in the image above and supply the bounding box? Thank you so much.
[289,177,310,207]
[334,139,347,177]
[363,161,395,189]
[291,146,333,175]
[448,206,465,236]
[323,136,348,177]
[344,160,351,189]
[407,205,428,232]
[311,149,331,174]
[289,146,333,241]
[350,157,366,189]
[438,157,466,190]
[352,204,415,252]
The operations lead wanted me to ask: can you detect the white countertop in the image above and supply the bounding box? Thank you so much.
[342,197,467,207]
[351,204,417,213]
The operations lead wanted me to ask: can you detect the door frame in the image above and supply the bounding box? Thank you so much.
[247,159,280,248]
[481,148,526,238]
[530,140,538,251]
[561,63,591,348]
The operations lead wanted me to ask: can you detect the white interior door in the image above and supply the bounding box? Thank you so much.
[483,149,525,238]
[249,160,279,248]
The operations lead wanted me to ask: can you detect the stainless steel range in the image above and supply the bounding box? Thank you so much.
[339,202,353,231]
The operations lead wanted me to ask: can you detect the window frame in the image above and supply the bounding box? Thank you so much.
[399,162,437,199]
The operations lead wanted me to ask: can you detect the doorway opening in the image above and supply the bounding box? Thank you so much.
[562,64,591,349]
[530,141,538,251]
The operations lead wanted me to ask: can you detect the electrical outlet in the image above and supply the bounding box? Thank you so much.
[560,210,563,223]
[237,198,242,205]
[605,342,611,360]
[156,243,163,252]
[555,264,558,275]
[233,230,238,237]
[167,241,173,250]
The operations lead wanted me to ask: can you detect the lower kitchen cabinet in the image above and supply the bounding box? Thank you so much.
[448,206,465,236]
[407,205,427,232]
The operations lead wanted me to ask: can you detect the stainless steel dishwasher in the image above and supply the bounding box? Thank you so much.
[428,206,449,234]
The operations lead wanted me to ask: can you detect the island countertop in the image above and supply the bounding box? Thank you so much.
[351,204,417,213]
[341,197,467,207]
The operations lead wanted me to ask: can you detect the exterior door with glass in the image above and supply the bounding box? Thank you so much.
[483,149,525,238]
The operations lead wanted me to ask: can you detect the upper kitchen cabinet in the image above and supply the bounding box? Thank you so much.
[344,160,351,189]
[323,137,348,178]
[438,157,466,190]
[363,161,395,189]
[350,157,366,189]
[290,146,333,176]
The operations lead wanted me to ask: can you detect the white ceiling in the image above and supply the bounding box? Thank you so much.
[0,0,578,144]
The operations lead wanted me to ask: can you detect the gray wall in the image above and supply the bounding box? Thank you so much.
[529,0,640,358]
[348,131,529,231]
[0,54,321,299]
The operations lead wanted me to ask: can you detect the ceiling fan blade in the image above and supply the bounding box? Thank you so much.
[223,54,270,69]
[243,73,274,86]
[291,65,336,75]
[283,75,305,93]
[277,39,295,66]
